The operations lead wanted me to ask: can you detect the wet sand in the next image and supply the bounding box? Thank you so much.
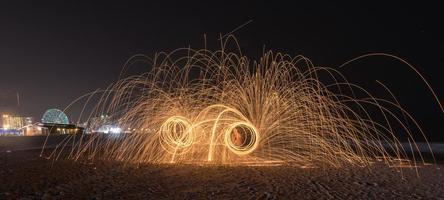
[0,149,443,199]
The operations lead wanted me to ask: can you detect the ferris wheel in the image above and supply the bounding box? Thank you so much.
[41,108,69,124]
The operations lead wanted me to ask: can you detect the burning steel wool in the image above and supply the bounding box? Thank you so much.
[46,38,442,168]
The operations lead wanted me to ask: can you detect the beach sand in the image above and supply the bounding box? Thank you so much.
[0,149,443,199]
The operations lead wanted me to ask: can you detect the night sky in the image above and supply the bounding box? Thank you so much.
[0,1,443,141]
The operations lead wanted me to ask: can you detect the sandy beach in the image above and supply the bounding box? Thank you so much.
[0,148,443,199]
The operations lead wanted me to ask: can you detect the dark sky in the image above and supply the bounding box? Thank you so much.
[0,1,443,141]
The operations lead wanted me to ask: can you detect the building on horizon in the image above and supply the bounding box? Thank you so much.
[22,123,49,136]
[0,108,85,136]
[0,114,48,136]
[1,114,25,130]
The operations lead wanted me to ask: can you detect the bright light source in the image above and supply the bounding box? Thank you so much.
[110,127,121,134]
[97,125,121,134]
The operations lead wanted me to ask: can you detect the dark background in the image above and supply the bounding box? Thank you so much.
[0,1,443,141]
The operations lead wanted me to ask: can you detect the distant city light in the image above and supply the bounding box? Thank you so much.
[97,125,122,134]
[110,127,122,134]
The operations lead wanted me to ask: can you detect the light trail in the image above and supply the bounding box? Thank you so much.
[47,37,440,168]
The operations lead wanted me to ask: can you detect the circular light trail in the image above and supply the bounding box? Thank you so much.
[224,122,259,156]
[159,116,194,152]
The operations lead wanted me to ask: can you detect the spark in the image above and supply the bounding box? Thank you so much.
[47,37,439,168]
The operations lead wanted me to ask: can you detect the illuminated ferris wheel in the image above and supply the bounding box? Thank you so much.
[41,109,69,124]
